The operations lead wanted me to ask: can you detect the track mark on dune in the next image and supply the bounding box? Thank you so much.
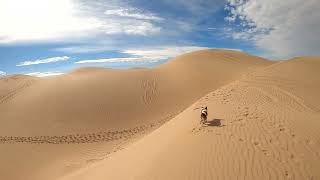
[141,78,157,105]
[0,116,173,144]
[195,77,318,179]
[0,80,35,105]
[191,66,320,179]
[242,74,318,112]
[0,126,147,144]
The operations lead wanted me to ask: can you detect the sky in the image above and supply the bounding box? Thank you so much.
[0,0,319,77]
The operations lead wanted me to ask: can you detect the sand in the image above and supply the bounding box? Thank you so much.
[0,50,319,180]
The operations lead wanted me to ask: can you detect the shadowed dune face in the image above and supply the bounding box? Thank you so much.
[0,50,272,136]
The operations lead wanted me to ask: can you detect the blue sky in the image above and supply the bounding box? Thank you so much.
[0,0,319,77]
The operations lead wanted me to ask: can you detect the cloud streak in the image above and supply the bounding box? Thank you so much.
[25,71,64,77]
[104,8,163,20]
[123,46,209,59]
[17,56,70,66]
[75,46,209,64]
[76,57,142,64]
[0,71,6,76]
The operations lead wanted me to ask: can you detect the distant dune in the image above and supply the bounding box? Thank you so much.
[1,50,320,180]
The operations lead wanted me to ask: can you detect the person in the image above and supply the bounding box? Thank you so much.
[200,106,208,124]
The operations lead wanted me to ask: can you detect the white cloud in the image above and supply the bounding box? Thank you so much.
[0,71,6,76]
[123,46,209,60]
[102,6,162,35]
[0,0,103,44]
[103,20,161,35]
[76,57,142,64]
[54,44,206,55]
[25,71,64,77]
[104,8,163,20]
[56,45,211,55]
[225,0,320,58]
[224,16,236,22]
[75,46,210,64]
[16,56,70,66]
[53,46,111,54]
[0,0,161,44]
[123,47,242,60]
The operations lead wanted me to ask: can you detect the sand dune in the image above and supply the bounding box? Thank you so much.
[0,75,37,105]
[0,50,271,136]
[1,50,320,180]
[60,55,320,180]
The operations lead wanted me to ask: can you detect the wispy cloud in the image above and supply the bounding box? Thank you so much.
[25,71,64,77]
[53,46,111,54]
[123,47,243,59]
[16,56,70,66]
[76,57,142,64]
[71,46,245,64]
[104,8,163,20]
[0,71,6,76]
[123,46,209,59]
[103,20,161,35]
[75,46,209,64]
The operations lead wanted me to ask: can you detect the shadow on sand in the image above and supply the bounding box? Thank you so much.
[203,119,225,127]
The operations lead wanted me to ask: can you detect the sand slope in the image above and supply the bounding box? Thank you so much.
[1,50,320,180]
[0,50,272,180]
[0,50,271,136]
[0,75,37,105]
[61,56,320,180]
